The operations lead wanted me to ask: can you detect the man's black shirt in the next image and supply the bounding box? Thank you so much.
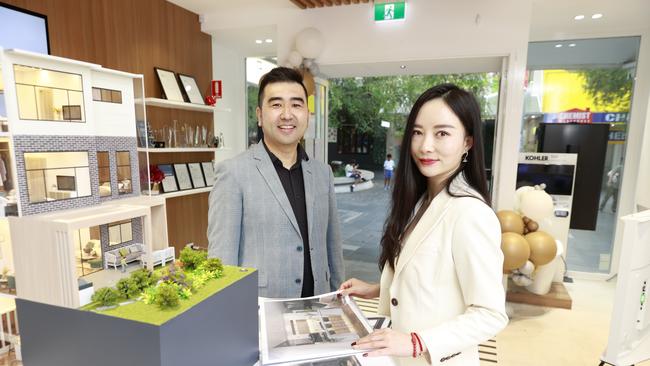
[263,142,314,297]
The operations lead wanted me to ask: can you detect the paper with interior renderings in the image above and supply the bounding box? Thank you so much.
[259,291,374,365]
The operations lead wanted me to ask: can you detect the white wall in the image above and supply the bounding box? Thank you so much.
[0,219,14,275]
[202,0,533,209]
[90,70,137,137]
[1,50,138,138]
[212,42,247,163]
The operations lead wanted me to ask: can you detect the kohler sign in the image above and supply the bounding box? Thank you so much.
[525,155,549,161]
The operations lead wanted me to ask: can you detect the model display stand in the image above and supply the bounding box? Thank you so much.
[16,265,259,366]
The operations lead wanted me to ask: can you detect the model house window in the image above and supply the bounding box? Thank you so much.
[24,151,91,203]
[75,226,103,277]
[116,151,132,194]
[92,87,122,103]
[13,65,85,122]
[97,151,111,197]
[108,219,133,246]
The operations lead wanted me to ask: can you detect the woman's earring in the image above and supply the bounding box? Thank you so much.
[462,151,469,163]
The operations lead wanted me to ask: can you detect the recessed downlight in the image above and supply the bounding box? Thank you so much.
[400,65,406,69]
[555,44,563,48]
[574,14,585,20]
[569,43,576,47]
[592,13,603,19]
[265,39,273,43]
[255,39,263,44]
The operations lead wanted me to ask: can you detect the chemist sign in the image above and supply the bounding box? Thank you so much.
[375,1,405,22]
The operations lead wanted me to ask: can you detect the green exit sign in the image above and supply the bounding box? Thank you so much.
[375,1,406,22]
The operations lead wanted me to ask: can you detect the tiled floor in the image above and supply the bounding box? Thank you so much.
[566,205,616,273]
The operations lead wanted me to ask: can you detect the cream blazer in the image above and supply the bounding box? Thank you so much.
[378,178,508,366]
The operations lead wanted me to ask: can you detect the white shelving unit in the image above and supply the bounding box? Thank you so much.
[137,147,230,153]
[139,97,228,199]
[142,97,231,113]
[157,187,212,199]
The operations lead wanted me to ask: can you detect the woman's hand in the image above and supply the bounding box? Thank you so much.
[352,328,417,357]
[338,278,380,299]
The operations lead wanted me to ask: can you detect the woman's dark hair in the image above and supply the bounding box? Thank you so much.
[257,67,308,107]
[379,84,490,271]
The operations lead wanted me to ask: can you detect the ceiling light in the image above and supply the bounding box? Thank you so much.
[265,39,273,43]
[569,43,576,47]
[255,39,263,44]
[592,13,603,19]
[555,44,563,48]
[400,65,406,69]
[574,15,585,20]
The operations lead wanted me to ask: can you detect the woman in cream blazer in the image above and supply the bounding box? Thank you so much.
[341,84,508,366]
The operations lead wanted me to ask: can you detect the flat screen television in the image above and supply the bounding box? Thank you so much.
[56,175,76,191]
[0,2,50,54]
[516,163,575,196]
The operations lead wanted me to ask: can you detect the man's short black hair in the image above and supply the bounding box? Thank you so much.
[257,67,308,108]
[387,154,392,158]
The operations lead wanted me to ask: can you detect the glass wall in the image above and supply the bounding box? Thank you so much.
[522,37,640,273]
[245,57,277,148]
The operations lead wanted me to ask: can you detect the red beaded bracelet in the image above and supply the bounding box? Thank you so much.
[410,332,417,358]
[410,332,424,358]
[413,332,424,355]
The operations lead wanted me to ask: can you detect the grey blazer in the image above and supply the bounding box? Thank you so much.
[207,141,345,298]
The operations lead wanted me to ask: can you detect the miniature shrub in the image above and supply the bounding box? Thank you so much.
[91,287,119,306]
[116,277,141,299]
[190,270,211,291]
[196,258,224,280]
[130,268,159,290]
[160,264,193,290]
[142,286,157,305]
[179,247,207,270]
[155,283,180,309]
[201,257,224,274]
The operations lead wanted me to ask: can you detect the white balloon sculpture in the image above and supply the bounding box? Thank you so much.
[295,27,325,59]
[285,27,325,78]
[288,50,304,68]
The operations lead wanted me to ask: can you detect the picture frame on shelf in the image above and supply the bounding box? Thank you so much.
[173,163,193,190]
[154,67,184,102]
[178,73,206,105]
[201,161,215,186]
[159,164,178,193]
[188,163,206,188]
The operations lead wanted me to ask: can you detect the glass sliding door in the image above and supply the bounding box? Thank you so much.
[522,37,641,274]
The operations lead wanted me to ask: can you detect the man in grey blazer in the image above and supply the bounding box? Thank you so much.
[207,67,344,298]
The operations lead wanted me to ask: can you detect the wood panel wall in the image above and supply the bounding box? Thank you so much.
[3,0,213,251]
[2,0,212,99]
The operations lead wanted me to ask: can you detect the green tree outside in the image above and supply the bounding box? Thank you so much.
[329,73,500,166]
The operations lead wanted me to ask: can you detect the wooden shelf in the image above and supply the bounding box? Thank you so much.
[142,98,231,113]
[154,187,212,199]
[137,147,230,153]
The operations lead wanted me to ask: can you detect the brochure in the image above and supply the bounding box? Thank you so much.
[259,292,373,365]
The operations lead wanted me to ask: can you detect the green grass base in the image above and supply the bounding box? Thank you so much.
[81,265,255,326]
